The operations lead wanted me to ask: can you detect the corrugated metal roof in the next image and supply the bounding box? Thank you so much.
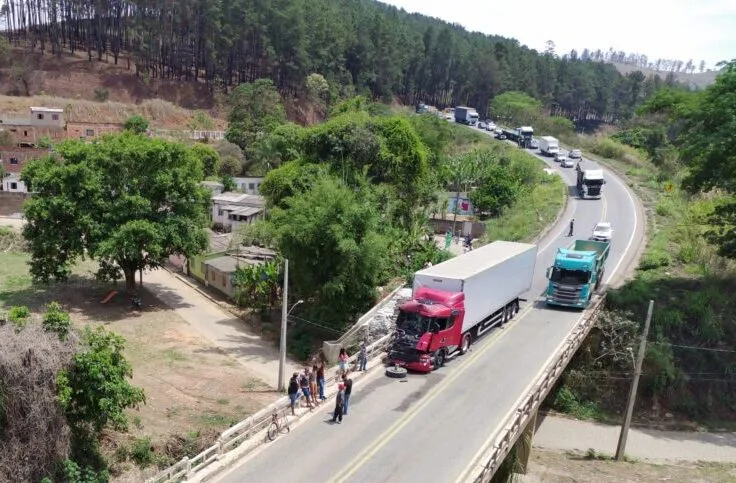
[417,241,536,280]
[205,256,241,273]
[230,206,262,216]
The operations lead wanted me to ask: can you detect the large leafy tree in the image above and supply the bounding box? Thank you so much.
[678,61,736,258]
[257,176,387,330]
[22,133,210,291]
[225,78,287,171]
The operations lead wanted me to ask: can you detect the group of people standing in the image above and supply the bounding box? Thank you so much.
[287,342,369,424]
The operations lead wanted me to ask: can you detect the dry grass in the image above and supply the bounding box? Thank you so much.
[0,323,78,482]
[530,449,736,482]
[0,94,223,129]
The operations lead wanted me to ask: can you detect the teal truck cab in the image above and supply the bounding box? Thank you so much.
[545,240,610,309]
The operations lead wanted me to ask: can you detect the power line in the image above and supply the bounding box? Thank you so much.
[287,314,342,335]
[651,341,736,354]
[573,372,736,383]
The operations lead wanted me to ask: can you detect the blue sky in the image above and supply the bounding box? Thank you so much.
[380,0,735,70]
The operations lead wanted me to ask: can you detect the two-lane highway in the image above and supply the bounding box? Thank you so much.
[215,128,644,483]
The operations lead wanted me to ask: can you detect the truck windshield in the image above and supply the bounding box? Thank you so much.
[550,267,590,285]
[396,311,450,335]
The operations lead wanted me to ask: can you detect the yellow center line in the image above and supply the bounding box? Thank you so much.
[601,191,608,221]
[327,303,537,483]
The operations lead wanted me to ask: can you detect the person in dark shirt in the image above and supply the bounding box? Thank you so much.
[342,373,353,415]
[287,373,299,415]
[333,383,345,424]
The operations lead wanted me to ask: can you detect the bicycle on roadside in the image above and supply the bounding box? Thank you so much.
[267,410,290,441]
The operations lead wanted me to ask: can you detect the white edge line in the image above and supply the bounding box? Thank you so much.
[603,169,639,283]
[456,307,590,483]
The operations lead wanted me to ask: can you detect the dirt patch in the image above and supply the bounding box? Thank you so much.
[526,449,736,482]
[0,251,278,480]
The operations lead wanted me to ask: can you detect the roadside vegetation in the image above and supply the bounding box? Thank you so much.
[2,82,565,480]
[212,83,564,359]
[544,62,736,429]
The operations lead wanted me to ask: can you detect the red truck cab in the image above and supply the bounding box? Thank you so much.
[389,287,465,372]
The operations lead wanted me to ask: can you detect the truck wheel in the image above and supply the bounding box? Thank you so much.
[460,333,472,355]
[386,366,408,378]
[433,350,445,370]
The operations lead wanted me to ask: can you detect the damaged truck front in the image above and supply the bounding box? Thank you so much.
[389,241,537,373]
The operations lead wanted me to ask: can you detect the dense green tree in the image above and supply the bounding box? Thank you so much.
[4,0,669,121]
[489,91,543,124]
[470,164,522,217]
[21,133,210,291]
[254,176,387,330]
[225,79,287,164]
[260,161,328,209]
[191,143,221,177]
[123,115,149,134]
[678,61,736,258]
[214,140,245,176]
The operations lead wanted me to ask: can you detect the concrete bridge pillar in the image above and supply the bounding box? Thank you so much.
[513,409,538,475]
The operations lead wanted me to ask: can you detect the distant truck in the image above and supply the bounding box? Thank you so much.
[545,240,610,309]
[455,106,479,125]
[517,126,534,148]
[538,136,560,157]
[576,161,606,198]
[389,241,537,372]
[502,126,534,148]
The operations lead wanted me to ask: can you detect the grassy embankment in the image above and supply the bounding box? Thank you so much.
[441,123,566,244]
[549,132,736,428]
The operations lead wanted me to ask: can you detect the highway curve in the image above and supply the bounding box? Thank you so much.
[214,127,646,483]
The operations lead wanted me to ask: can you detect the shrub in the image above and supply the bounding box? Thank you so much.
[130,437,154,467]
[123,115,149,134]
[93,87,109,102]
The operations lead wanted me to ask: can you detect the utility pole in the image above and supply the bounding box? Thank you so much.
[615,299,654,461]
[277,259,289,393]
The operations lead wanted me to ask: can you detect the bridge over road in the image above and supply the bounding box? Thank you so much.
[213,136,646,483]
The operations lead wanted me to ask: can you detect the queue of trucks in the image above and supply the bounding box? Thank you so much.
[386,111,613,374]
[388,234,611,372]
[454,106,479,125]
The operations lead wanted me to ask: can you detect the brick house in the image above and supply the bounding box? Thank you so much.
[0,107,66,146]
[0,107,125,147]
[0,147,50,193]
[66,122,123,141]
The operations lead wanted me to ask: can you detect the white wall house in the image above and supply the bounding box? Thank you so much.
[234,177,264,195]
[29,107,65,128]
[2,173,27,193]
[211,192,265,232]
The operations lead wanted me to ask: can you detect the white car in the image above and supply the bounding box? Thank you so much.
[485,122,496,131]
[558,156,573,167]
[569,149,582,159]
[478,122,487,130]
[591,222,613,242]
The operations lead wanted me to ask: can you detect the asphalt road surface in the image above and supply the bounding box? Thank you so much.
[215,127,645,483]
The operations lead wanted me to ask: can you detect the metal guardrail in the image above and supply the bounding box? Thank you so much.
[470,294,607,482]
[146,332,393,483]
